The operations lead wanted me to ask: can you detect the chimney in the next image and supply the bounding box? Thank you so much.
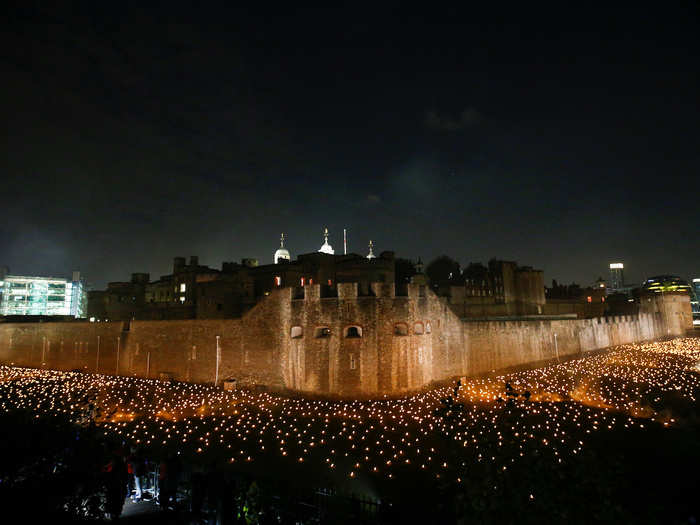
[174,257,186,273]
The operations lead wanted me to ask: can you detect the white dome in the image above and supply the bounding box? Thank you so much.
[274,248,290,264]
[318,227,334,254]
[274,233,291,264]
[366,240,376,259]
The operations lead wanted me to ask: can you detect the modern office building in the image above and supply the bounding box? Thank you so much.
[641,275,693,294]
[0,271,87,318]
[692,278,700,325]
[609,263,624,291]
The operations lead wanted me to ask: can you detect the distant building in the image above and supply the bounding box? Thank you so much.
[641,275,696,327]
[609,263,624,291]
[641,275,694,295]
[0,271,86,318]
[691,278,700,325]
[692,278,700,298]
[444,259,546,317]
[88,229,396,321]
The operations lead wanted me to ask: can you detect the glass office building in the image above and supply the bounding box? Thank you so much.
[641,275,694,295]
[693,278,700,325]
[609,262,625,291]
[0,274,86,317]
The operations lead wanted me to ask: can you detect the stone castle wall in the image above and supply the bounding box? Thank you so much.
[0,285,690,397]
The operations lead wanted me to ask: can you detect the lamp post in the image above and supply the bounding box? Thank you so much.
[116,336,120,375]
[215,336,221,387]
[96,335,101,372]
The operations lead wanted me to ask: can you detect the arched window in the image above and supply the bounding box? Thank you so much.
[291,326,303,339]
[414,322,424,335]
[315,327,331,338]
[345,325,362,338]
[394,323,408,336]
[425,321,432,334]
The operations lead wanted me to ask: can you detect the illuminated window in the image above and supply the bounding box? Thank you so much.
[414,322,424,335]
[301,277,305,287]
[349,354,356,370]
[602,296,605,302]
[291,326,303,339]
[587,296,592,303]
[345,326,362,338]
[425,321,432,334]
[309,278,313,285]
[274,276,281,286]
[328,279,332,286]
[180,283,186,293]
[180,296,186,303]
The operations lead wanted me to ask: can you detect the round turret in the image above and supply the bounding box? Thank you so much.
[274,233,291,264]
[318,227,335,255]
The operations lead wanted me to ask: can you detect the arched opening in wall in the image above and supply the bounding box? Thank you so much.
[414,322,424,335]
[394,323,409,336]
[315,327,331,338]
[291,326,303,339]
[425,321,432,334]
[345,325,362,338]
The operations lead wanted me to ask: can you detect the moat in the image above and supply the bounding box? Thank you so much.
[2,338,700,523]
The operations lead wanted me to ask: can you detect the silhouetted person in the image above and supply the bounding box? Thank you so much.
[127,449,146,501]
[103,453,128,521]
[159,455,181,510]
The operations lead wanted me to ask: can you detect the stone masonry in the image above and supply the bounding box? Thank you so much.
[0,285,692,398]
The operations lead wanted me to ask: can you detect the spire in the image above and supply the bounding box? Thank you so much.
[274,232,291,264]
[318,227,335,254]
[367,240,376,259]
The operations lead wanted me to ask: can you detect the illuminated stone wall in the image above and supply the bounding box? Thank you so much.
[0,285,690,398]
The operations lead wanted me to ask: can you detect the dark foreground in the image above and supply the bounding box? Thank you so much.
[1,338,699,523]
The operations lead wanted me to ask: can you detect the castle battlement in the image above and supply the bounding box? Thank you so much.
[0,285,691,398]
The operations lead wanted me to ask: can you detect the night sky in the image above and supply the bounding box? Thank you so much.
[2,4,699,289]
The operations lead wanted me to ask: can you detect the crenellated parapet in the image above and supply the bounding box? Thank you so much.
[0,282,689,399]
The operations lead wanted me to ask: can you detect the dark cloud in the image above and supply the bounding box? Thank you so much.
[1,4,699,288]
[425,108,482,132]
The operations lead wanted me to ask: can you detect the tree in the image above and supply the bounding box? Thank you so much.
[426,256,461,287]
[394,258,418,284]
[463,262,490,284]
